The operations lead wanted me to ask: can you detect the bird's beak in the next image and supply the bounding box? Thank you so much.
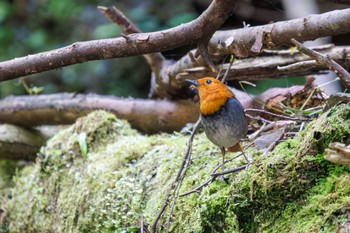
[185,79,198,86]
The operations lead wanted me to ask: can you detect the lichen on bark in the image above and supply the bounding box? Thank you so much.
[1,104,350,232]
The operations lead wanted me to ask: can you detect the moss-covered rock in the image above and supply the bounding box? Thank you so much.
[1,105,350,233]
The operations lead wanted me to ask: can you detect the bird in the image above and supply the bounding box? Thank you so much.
[186,77,248,168]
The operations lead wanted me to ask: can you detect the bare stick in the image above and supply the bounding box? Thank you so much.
[277,60,318,72]
[221,55,235,83]
[98,6,140,34]
[98,6,165,76]
[210,8,350,57]
[152,193,172,233]
[152,119,201,233]
[244,108,311,121]
[196,42,218,73]
[0,93,199,134]
[178,177,215,197]
[140,215,145,233]
[210,165,247,177]
[170,46,350,84]
[291,38,350,90]
[0,0,236,81]
[178,151,248,197]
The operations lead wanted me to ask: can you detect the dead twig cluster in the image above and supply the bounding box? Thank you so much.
[290,38,350,90]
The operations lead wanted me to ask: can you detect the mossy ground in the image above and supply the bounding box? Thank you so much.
[1,104,350,233]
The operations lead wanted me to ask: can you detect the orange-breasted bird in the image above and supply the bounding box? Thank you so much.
[186,77,248,167]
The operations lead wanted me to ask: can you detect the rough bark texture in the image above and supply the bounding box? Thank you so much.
[171,45,350,83]
[0,93,199,134]
[0,8,350,84]
[209,8,350,57]
[0,83,311,135]
[0,0,237,82]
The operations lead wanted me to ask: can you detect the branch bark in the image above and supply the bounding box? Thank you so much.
[209,8,350,57]
[0,94,199,134]
[0,81,317,135]
[0,0,237,82]
[291,38,350,90]
[0,124,46,160]
[0,8,349,86]
[172,46,350,82]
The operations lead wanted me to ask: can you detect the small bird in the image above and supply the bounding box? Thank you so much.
[186,77,248,168]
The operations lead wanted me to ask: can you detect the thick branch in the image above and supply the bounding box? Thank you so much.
[173,46,350,82]
[98,6,166,76]
[209,8,350,57]
[0,82,316,134]
[0,94,199,134]
[0,124,46,160]
[291,38,350,89]
[0,0,236,82]
[156,8,350,97]
[1,8,350,83]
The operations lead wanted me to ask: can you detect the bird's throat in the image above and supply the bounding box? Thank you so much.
[200,97,227,116]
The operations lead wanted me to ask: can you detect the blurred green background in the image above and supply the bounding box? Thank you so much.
[0,0,347,98]
[0,0,200,98]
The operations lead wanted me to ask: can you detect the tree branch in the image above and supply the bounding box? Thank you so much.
[173,46,350,82]
[0,0,237,82]
[98,6,166,79]
[0,94,199,134]
[291,38,350,90]
[153,8,350,97]
[0,7,349,86]
[0,81,318,134]
[209,8,350,57]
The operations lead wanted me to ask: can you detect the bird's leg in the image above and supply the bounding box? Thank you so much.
[228,143,251,165]
[220,147,226,171]
[241,150,250,164]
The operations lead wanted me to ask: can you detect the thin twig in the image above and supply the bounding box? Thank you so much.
[247,122,268,140]
[291,38,350,90]
[196,42,218,73]
[263,43,334,55]
[178,177,215,197]
[178,160,225,197]
[165,120,201,232]
[277,60,318,72]
[178,148,252,197]
[98,6,165,79]
[98,6,140,34]
[152,119,201,233]
[221,55,235,83]
[215,54,230,80]
[244,108,311,121]
[245,113,273,123]
[140,215,144,233]
[210,165,247,177]
[152,193,172,233]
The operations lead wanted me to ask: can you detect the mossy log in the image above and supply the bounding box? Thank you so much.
[1,104,350,232]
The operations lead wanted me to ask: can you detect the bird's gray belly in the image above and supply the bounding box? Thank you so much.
[201,117,245,148]
[201,99,247,148]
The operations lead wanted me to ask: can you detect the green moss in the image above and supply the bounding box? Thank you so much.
[0,161,18,191]
[2,104,350,233]
[272,174,350,232]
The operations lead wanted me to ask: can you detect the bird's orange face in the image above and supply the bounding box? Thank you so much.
[186,77,235,116]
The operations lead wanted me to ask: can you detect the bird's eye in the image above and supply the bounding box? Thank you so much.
[205,80,212,85]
